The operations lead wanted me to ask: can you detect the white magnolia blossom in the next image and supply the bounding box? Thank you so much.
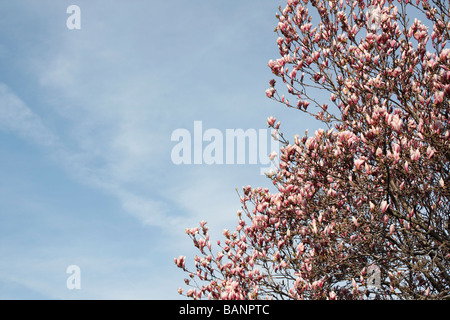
[368,5,381,31]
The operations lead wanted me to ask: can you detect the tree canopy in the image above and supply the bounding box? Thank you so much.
[176,0,449,300]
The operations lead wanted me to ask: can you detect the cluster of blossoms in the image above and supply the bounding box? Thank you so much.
[177,0,449,300]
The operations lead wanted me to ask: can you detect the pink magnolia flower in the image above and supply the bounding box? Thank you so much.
[404,161,410,173]
[434,91,444,104]
[302,100,310,110]
[267,116,276,126]
[297,243,305,254]
[381,200,389,213]
[266,87,276,98]
[410,147,420,161]
[352,278,359,293]
[392,143,401,163]
[290,69,297,79]
[427,146,436,159]
[311,218,318,234]
[187,289,195,297]
[354,158,365,170]
[217,252,224,261]
[269,151,278,161]
[392,143,401,154]
[389,224,395,235]
[174,256,186,269]
[197,238,206,251]
[369,53,379,65]
[351,216,359,227]
[271,129,280,142]
[376,147,383,158]
[391,115,402,133]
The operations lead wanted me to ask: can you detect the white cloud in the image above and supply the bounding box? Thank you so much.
[0,83,60,149]
[0,82,243,239]
[115,187,182,229]
[0,83,172,228]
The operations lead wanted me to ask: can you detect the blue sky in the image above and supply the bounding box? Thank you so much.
[0,0,322,299]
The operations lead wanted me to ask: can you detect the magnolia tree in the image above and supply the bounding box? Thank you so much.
[175,0,449,299]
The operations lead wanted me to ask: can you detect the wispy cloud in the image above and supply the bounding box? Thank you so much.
[0,81,244,236]
[0,83,175,229]
[0,83,60,149]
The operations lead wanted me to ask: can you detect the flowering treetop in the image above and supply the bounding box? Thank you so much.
[176,0,449,300]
